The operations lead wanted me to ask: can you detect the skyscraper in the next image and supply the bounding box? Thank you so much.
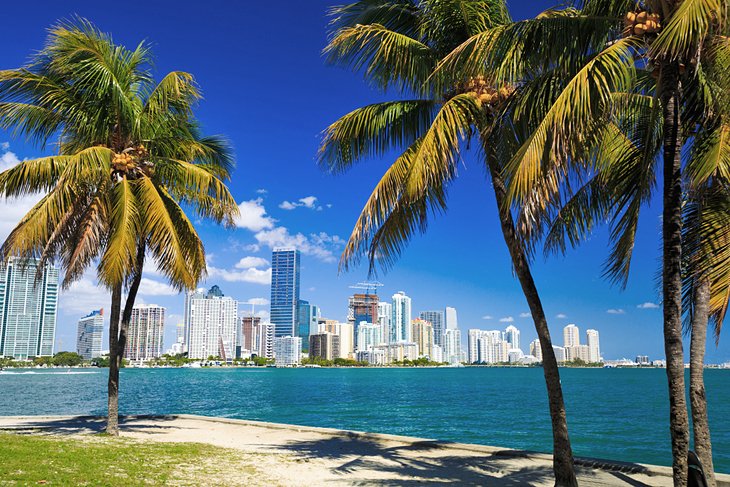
[270,248,300,338]
[348,292,379,345]
[586,329,601,363]
[125,305,165,362]
[419,310,444,347]
[503,325,521,351]
[377,302,392,344]
[185,287,238,360]
[391,292,412,342]
[0,257,58,359]
[76,309,104,360]
[563,323,580,348]
[310,332,340,361]
[445,306,458,330]
[274,336,301,366]
[356,322,382,352]
[411,318,434,358]
[442,328,462,364]
[529,338,543,361]
[297,300,319,352]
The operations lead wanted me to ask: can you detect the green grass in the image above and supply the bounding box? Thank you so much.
[0,432,260,486]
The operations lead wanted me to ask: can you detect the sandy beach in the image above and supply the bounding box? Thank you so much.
[2,414,720,486]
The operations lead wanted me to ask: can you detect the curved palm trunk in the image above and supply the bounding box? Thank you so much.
[487,160,577,487]
[660,62,690,486]
[105,241,146,435]
[690,278,715,487]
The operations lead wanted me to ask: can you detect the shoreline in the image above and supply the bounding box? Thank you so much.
[1,414,729,486]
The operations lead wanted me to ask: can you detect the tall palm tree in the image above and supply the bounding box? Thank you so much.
[433,0,728,484]
[320,1,578,484]
[0,19,238,434]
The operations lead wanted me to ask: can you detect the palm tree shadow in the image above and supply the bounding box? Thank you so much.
[0,415,179,435]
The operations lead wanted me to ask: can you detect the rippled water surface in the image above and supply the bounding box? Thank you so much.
[1,367,728,471]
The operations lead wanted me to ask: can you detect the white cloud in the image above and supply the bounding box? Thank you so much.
[279,196,320,211]
[556,313,568,319]
[607,308,625,315]
[519,312,531,318]
[0,142,9,151]
[499,316,514,323]
[59,277,111,316]
[254,227,341,263]
[0,146,45,243]
[244,243,261,253]
[138,278,179,296]
[256,188,268,195]
[482,315,493,320]
[235,256,270,269]
[243,297,269,306]
[235,198,276,231]
[208,265,271,285]
[637,302,660,309]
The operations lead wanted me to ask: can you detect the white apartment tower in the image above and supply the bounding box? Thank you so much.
[185,287,238,360]
[564,324,580,348]
[126,305,165,362]
[391,292,412,343]
[76,309,104,360]
[442,328,462,364]
[529,338,543,362]
[274,336,301,366]
[445,306,458,330]
[377,302,392,344]
[586,329,601,363]
[503,325,521,351]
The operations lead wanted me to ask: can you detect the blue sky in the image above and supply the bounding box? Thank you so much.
[0,1,727,362]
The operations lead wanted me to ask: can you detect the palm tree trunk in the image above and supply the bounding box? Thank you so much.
[105,241,146,436]
[660,61,690,487]
[690,278,715,487]
[106,282,123,435]
[487,160,578,487]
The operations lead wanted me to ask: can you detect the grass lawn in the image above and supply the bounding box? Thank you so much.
[0,432,261,486]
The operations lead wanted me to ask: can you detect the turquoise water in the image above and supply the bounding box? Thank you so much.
[1,367,728,472]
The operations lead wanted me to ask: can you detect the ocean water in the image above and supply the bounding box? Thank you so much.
[0,367,728,472]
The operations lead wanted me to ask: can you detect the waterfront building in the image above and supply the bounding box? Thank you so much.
[419,310,444,347]
[0,257,59,359]
[125,305,165,362]
[431,344,443,363]
[636,355,650,365]
[384,342,419,363]
[467,329,480,363]
[529,339,542,362]
[391,292,412,342]
[297,300,319,353]
[445,306,458,330]
[185,287,238,360]
[503,325,521,351]
[274,336,301,366]
[411,318,434,358]
[508,348,524,363]
[377,302,392,344]
[442,328,462,364]
[309,332,340,361]
[552,345,566,363]
[270,248,300,338]
[519,355,539,365]
[356,322,382,352]
[563,323,580,348]
[356,348,386,365]
[76,309,104,360]
[586,329,601,363]
[238,315,261,358]
[468,329,509,364]
[348,292,378,345]
[253,321,275,359]
[338,322,355,359]
[565,344,590,362]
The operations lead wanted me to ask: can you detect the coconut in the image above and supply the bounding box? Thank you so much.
[499,87,510,98]
[634,24,646,35]
[479,93,491,104]
[626,12,636,22]
[645,20,657,32]
[636,11,648,23]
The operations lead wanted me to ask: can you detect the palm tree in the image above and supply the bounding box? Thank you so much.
[320,1,578,484]
[433,0,728,484]
[0,19,238,434]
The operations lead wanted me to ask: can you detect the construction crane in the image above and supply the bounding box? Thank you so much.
[349,281,384,296]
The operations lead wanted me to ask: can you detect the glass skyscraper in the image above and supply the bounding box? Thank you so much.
[76,309,104,360]
[419,310,444,347]
[0,257,59,359]
[270,248,300,338]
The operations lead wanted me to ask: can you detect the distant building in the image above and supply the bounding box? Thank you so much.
[586,329,601,363]
[309,332,340,361]
[420,310,444,347]
[442,328,462,364]
[503,325,520,351]
[270,248,300,338]
[431,344,443,363]
[529,339,542,362]
[76,309,104,360]
[552,345,566,363]
[0,257,59,359]
[411,318,434,358]
[126,305,165,362]
[377,302,392,344]
[167,322,186,355]
[185,287,238,360]
[508,348,524,363]
[468,329,507,364]
[297,300,319,352]
[384,342,419,363]
[274,336,301,366]
[348,292,378,346]
[563,324,580,348]
[636,355,650,365]
[391,292,412,342]
[356,322,382,352]
[565,344,590,363]
[444,306,458,330]
[356,348,386,365]
[338,322,355,359]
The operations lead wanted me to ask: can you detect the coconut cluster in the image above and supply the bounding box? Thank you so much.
[624,11,661,36]
[111,145,151,177]
[460,76,514,106]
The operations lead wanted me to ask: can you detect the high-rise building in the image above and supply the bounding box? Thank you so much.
[468,329,509,364]
[445,306,458,330]
[0,257,58,359]
[338,322,355,359]
[309,332,340,361]
[348,292,379,345]
[125,305,165,362]
[586,329,601,363]
[274,336,301,366]
[297,300,319,352]
[552,345,566,363]
[76,309,104,360]
[185,287,238,360]
[391,292,412,343]
[384,342,419,363]
[563,324,580,348]
[419,310,444,347]
[377,302,392,344]
[566,344,590,362]
[238,315,261,358]
[529,338,543,362]
[503,325,521,351]
[247,319,274,359]
[356,322,382,352]
[442,328,462,364]
[270,248,300,338]
[411,318,434,358]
